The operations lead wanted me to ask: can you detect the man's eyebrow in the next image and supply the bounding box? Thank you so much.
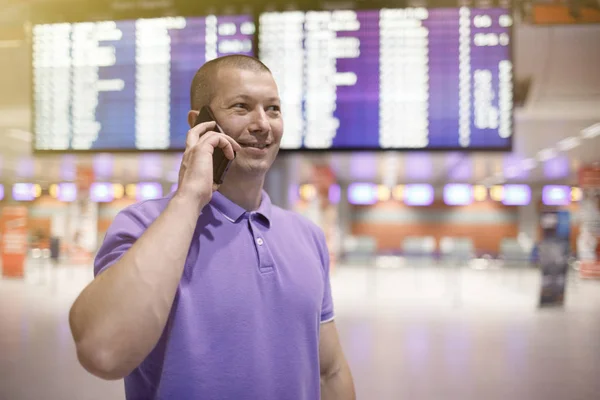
[226,94,252,102]
[225,94,281,103]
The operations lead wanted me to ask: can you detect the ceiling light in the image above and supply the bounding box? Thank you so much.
[443,184,473,206]
[521,158,537,171]
[57,183,77,202]
[571,187,582,202]
[542,185,571,206]
[12,183,37,201]
[392,185,404,201]
[113,184,124,199]
[503,185,532,206]
[537,148,557,162]
[556,136,581,151]
[125,184,137,199]
[490,185,504,201]
[90,183,114,202]
[299,184,317,201]
[49,184,59,198]
[348,183,378,205]
[473,185,488,201]
[376,185,391,202]
[404,184,435,206]
[581,123,600,139]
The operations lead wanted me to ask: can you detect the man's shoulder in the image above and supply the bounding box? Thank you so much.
[113,195,172,228]
[271,206,330,267]
[95,195,172,276]
[271,205,325,241]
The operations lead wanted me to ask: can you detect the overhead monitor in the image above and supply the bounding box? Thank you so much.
[32,7,512,153]
[32,15,255,152]
[259,7,513,151]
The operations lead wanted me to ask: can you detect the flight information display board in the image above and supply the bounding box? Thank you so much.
[259,7,513,150]
[33,15,255,151]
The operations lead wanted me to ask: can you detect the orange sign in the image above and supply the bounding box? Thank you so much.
[532,4,600,24]
[578,165,600,279]
[579,165,600,189]
[1,206,28,278]
[76,165,95,192]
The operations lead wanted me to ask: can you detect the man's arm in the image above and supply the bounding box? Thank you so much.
[69,123,240,380]
[320,321,356,400]
[69,194,203,380]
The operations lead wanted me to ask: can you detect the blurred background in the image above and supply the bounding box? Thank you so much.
[1,0,599,399]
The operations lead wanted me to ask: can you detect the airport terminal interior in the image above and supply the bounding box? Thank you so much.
[1,0,600,399]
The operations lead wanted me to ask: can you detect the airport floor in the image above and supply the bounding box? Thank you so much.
[1,259,600,400]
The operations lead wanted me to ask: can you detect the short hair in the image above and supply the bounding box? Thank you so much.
[189,55,271,110]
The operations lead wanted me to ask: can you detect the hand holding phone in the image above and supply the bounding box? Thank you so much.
[175,107,239,210]
[194,106,235,185]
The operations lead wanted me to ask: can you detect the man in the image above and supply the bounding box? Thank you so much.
[69,55,355,400]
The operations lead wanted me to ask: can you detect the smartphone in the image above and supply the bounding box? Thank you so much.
[194,105,234,185]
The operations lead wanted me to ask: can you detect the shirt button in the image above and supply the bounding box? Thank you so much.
[256,238,264,246]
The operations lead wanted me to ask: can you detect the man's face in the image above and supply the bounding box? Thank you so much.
[209,67,283,176]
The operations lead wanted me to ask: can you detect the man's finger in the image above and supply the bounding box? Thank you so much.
[222,135,242,153]
[198,132,238,160]
[186,120,217,148]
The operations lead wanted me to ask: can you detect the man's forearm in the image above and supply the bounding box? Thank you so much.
[321,362,356,400]
[69,194,202,380]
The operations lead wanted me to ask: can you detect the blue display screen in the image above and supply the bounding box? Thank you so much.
[33,15,255,151]
[33,8,512,152]
[260,7,513,150]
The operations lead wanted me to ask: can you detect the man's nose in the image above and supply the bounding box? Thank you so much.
[249,108,270,134]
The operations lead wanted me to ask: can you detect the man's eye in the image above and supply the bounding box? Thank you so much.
[267,105,281,112]
[233,103,247,109]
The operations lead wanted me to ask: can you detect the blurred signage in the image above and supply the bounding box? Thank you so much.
[578,165,600,278]
[502,184,532,206]
[1,206,28,278]
[579,165,600,189]
[67,198,98,265]
[76,166,95,192]
[531,3,600,24]
[542,185,571,206]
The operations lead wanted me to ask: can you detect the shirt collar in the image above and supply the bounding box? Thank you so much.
[256,190,273,227]
[210,190,272,227]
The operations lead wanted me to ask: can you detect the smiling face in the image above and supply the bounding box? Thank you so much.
[206,67,283,177]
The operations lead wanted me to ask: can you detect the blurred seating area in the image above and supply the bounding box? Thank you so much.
[339,234,536,269]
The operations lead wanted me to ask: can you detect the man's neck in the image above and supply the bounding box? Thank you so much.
[217,171,265,211]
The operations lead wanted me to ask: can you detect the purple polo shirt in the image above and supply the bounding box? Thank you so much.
[94,190,335,400]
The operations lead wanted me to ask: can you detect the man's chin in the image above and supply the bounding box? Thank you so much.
[231,156,274,176]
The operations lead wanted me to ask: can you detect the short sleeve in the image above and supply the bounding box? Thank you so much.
[315,228,335,324]
[94,206,148,277]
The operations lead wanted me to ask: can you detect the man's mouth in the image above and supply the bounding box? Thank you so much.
[239,143,270,149]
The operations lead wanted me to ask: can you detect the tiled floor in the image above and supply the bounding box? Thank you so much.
[1,259,600,399]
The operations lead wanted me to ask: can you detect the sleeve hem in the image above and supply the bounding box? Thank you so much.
[94,251,127,277]
[320,314,335,324]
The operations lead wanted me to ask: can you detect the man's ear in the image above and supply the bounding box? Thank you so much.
[187,110,199,129]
